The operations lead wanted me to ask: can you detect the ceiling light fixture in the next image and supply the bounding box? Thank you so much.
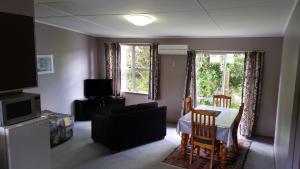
[126,14,154,26]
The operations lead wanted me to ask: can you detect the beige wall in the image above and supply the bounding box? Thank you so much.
[25,23,98,115]
[274,0,300,168]
[98,37,282,137]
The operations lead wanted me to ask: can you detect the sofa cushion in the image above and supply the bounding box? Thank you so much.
[111,105,137,114]
[136,102,158,110]
[123,105,138,112]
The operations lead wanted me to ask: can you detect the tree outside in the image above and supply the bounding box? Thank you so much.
[196,52,245,109]
[121,45,150,93]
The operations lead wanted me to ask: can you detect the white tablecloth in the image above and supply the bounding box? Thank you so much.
[177,105,239,147]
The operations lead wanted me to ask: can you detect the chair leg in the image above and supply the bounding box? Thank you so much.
[189,145,194,164]
[235,135,239,152]
[233,133,238,153]
[209,149,214,169]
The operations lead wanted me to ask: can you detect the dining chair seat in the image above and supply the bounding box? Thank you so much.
[193,137,213,145]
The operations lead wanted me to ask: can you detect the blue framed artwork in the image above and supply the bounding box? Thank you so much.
[37,55,54,75]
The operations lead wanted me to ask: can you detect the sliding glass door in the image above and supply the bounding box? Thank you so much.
[195,52,245,108]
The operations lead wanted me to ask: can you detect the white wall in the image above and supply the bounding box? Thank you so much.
[121,55,187,122]
[25,23,98,115]
[274,0,300,168]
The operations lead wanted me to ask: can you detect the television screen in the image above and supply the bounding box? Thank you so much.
[0,12,37,92]
[84,79,113,98]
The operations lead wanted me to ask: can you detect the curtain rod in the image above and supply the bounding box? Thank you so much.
[195,50,265,53]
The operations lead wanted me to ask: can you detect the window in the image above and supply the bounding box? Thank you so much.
[121,45,150,94]
[195,52,245,108]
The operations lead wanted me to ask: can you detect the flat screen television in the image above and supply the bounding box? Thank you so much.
[84,79,113,98]
[0,12,37,92]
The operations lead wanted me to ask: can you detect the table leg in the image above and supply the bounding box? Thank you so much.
[181,133,189,159]
[220,142,228,169]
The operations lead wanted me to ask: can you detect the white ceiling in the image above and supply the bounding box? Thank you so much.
[34,0,297,38]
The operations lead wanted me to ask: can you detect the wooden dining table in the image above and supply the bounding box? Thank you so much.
[176,105,239,169]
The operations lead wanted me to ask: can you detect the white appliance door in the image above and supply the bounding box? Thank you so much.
[6,118,51,169]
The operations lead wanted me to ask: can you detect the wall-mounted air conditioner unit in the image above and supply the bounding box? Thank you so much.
[158,45,188,55]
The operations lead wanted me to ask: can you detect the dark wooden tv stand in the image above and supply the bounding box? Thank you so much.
[74,96,125,121]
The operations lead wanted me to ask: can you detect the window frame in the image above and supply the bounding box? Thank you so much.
[195,52,245,108]
[121,44,151,94]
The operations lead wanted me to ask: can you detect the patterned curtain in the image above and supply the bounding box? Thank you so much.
[104,43,121,96]
[148,43,160,100]
[240,51,264,137]
[181,50,196,116]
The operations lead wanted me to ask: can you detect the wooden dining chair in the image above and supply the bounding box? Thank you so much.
[232,103,244,154]
[189,109,217,169]
[212,95,232,108]
[183,96,192,114]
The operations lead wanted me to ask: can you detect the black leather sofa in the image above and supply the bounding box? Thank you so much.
[91,102,167,150]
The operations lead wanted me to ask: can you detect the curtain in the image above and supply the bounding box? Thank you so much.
[240,51,264,137]
[181,50,196,116]
[105,43,121,96]
[148,43,160,100]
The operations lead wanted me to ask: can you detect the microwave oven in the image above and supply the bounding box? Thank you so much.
[0,92,41,126]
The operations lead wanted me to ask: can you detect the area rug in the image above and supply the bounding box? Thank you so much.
[162,139,251,169]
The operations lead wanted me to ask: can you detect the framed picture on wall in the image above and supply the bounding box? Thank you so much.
[37,55,54,75]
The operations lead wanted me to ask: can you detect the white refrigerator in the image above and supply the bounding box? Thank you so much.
[0,117,51,169]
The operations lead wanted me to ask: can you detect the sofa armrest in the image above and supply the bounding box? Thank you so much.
[91,114,110,142]
[160,106,167,137]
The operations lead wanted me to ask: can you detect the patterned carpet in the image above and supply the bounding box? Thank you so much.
[162,139,251,169]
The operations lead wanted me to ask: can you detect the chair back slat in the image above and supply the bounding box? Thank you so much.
[235,103,244,127]
[232,103,245,153]
[183,96,193,114]
[212,95,232,108]
[190,109,217,167]
[191,109,216,143]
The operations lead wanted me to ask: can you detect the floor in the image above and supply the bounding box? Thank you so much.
[243,136,275,169]
[51,122,275,169]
